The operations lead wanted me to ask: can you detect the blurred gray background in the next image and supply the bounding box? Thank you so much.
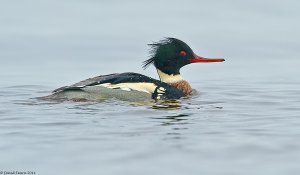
[0,0,299,86]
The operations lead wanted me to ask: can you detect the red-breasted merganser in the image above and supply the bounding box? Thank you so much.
[42,38,224,101]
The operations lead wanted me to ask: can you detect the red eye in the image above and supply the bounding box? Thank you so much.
[179,51,186,56]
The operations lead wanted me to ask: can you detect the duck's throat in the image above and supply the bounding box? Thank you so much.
[156,69,183,83]
[156,69,193,95]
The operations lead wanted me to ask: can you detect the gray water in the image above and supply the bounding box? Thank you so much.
[1,1,300,175]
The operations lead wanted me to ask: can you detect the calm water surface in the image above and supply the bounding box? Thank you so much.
[1,1,300,175]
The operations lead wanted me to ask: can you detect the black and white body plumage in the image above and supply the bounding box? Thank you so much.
[40,38,224,102]
[49,72,185,101]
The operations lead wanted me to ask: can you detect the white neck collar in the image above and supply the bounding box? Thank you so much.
[156,69,183,83]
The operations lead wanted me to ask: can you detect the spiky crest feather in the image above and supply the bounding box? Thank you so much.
[142,37,176,69]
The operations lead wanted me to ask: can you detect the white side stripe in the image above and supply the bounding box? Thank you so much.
[97,83,157,94]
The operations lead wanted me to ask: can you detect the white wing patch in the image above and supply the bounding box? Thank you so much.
[97,83,157,94]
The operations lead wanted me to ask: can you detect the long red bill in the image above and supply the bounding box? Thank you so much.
[189,56,225,63]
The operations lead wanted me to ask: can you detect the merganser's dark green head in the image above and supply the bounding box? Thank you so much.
[143,37,225,75]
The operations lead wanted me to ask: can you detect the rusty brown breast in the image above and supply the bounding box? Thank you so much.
[169,80,193,95]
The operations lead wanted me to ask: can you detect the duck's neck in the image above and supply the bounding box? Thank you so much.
[156,69,193,95]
